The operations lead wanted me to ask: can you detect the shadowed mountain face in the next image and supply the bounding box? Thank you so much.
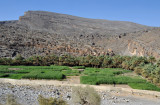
[0,11,159,58]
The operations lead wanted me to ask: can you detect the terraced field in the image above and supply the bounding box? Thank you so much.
[0,65,160,91]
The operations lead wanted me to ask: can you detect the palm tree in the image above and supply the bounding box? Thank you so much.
[134,66,143,75]
[112,55,124,68]
[95,56,103,67]
[89,57,100,68]
[0,58,13,65]
[13,54,25,65]
[102,56,112,68]
[59,55,66,65]
[122,61,131,70]
[157,59,160,67]
[148,56,156,64]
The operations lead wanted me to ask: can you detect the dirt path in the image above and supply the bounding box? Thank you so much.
[0,78,160,98]
[1,78,160,105]
[64,76,131,89]
[66,76,80,84]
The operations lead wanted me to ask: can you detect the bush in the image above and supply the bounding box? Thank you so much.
[72,86,101,105]
[6,94,21,105]
[38,95,68,105]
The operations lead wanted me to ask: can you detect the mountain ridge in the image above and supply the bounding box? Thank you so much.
[0,10,160,58]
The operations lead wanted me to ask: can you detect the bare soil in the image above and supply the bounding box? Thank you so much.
[8,68,21,70]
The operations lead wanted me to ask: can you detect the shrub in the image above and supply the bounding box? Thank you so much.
[38,95,68,105]
[6,94,21,105]
[72,86,101,105]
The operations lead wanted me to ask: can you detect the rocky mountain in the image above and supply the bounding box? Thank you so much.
[0,10,159,58]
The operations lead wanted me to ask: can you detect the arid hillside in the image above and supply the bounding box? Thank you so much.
[0,11,159,58]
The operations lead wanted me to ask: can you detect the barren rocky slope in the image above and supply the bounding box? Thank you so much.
[0,11,159,58]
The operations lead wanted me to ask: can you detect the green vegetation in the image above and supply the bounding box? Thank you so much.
[22,71,64,80]
[0,54,160,91]
[0,73,9,78]
[81,68,143,85]
[0,65,72,80]
[8,74,24,79]
[0,65,160,91]
[128,83,160,91]
[50,65,72,71]
[72,66,85,69]
[62,70,80,76]
[80,67,160,91]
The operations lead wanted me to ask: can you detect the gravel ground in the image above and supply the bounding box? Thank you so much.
[0,83,160,105]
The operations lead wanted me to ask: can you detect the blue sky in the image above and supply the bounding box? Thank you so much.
[0,0,160,27]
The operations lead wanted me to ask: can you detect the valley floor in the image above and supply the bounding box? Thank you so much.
[0,78,160,105]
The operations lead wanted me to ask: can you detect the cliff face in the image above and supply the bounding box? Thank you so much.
[124,29,160,58]
[0,11,159,58]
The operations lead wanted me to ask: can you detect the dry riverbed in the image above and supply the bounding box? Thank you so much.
[0,79,160,105]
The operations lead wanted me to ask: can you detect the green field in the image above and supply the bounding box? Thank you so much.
[0,65,73,80]
[0,65,160,91]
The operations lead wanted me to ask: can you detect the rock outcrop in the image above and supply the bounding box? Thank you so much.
[0,11,160,58]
